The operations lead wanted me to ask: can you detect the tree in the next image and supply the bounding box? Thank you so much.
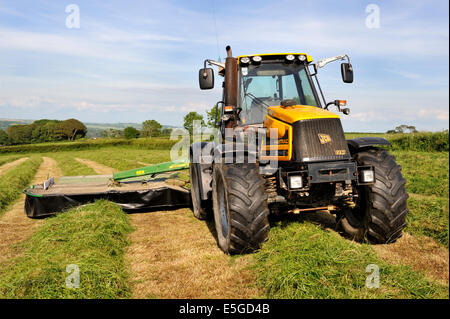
[0,129,9,145]
[6,124,32,144]
[2,118,87,145]
[183,112,204,135]
[58,119,87,141]
[206,105,220,128]
[406,125,418,133]
[124,126,140,139]
[42,121,61,141]
[392,124,418,134]
[141,120,162,138]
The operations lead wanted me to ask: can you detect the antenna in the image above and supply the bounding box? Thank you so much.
[211,0,221,62]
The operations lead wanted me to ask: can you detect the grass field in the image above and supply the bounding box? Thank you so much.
[0,200,132,298]
[0,132,448,299]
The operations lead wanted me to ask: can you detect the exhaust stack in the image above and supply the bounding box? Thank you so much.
[224,45,238,111]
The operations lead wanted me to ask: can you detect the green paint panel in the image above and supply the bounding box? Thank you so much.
[112,158,189,181]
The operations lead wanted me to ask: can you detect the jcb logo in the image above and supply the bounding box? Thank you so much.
[318,133,331,144]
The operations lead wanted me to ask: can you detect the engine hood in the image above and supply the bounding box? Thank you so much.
[267,105,340,124]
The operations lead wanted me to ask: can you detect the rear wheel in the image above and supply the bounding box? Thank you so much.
[212,163,270,254]
[339,148,409,244]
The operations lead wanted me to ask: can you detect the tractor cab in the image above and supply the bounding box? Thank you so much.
[199,49,354,132]
[236,54,320,125]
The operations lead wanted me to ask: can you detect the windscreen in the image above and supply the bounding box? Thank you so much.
[239,62,319,124]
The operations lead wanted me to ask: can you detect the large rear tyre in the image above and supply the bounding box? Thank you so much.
[339,148,409,244]
[189,161,210,220]
[212,163,270,254]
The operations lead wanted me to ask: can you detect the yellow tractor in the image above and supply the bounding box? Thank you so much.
[190,46,409,254]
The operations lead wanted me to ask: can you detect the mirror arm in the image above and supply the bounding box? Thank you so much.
[317,54,351,69]
[204,59,225,76]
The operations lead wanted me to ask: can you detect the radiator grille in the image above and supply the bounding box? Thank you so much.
[292,118,350,162]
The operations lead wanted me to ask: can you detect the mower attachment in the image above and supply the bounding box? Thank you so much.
[23,159,191,218]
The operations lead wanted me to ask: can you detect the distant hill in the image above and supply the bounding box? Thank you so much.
[0,118,180,138]
[0,118,34,131]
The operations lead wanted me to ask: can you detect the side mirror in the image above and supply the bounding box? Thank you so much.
[341,63,353,83]
[199,68,214,90]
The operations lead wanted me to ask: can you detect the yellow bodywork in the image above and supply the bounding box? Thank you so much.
[267,105,340,123]
[261,105,340,161]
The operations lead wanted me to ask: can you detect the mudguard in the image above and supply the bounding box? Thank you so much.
[347,137,391,153]
[190,142,214,201]
[214,142,259,161]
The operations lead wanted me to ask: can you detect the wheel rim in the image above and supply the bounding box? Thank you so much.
[217,175,229,238]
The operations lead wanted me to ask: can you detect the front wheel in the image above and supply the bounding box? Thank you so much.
[212,163,270,254]
[338,148,409,244]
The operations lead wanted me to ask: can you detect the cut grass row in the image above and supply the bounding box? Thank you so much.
[252,219,448,298]
[0,156,42,216]
[0,154,21,167]
[0,200,133,298]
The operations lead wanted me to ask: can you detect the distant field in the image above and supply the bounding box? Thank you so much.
[0,137,179,154]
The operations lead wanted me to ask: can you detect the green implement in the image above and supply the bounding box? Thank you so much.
[112,158,190,181]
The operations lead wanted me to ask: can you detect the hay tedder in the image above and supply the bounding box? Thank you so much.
[24,46,409,254]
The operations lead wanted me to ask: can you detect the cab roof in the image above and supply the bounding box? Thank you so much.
[237,53,313,63]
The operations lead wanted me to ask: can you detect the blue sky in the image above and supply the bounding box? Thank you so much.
[0,0,448,132]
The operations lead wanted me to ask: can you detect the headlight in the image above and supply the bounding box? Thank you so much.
[252,56,262,63]
[289,175,303,189]
[298,55,307,62]
[360,170,374,183]
[240,57,250,65]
